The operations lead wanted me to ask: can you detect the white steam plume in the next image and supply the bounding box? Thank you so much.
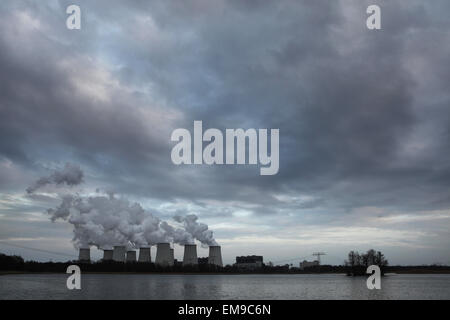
[29,164,217,250]
[27,163,83,194]
[173,214,218,246]
[47,192,196,249]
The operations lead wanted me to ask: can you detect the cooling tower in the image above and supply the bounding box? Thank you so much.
[208,246,223,267]
[183,244,198,266]
[103,249,113,261]
[78,248,90,262]
[155,243,173,266]
[138,247,151,263]
[112,245,126,262]
[126,250,137,262]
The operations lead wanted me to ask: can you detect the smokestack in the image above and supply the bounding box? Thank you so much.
[208,246,223,267]
[183,244,198,266]
[170,248,174,265]
[155,243,173,266]
[78,248,90,262]
[126,250,137,262]
[112,245,126,262]
[102,249,113,261]
[138,247,151,263]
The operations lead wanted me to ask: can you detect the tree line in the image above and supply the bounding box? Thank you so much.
[345,249,388,276]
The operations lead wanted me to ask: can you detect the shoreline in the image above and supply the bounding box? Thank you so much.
[2,271,450,276]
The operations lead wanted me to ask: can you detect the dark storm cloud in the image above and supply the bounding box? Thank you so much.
[1,0,450,263]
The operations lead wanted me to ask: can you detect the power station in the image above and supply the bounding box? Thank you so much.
[126,250,137,262]
[102,249,113,261]
[78,244,223,267]
[208,245,223,267]
[112,245,126,262]
[170,248,175,266]
[78,248,90,262]
[138,247,151,263]
[182,244,198,266]
[155,243,173,266]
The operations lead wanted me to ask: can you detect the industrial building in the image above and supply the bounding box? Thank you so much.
[235,255,263,270]
[155,243,174,266]
[208,246,223,266]
[102,249,113,261]
[78,248,90,262]
[183,244,198,266]
[112,246,126,262]
[126,250,137,262]
[138,247,151,263]
[170,248,175,265]
[299,260,319,270]
[78,244,224,268]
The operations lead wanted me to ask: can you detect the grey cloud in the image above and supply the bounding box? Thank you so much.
[1,0,450,263]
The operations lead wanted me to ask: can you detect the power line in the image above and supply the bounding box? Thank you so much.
[0,241,77,259]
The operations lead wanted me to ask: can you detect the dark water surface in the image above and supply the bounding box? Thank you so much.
[1,273,449,300]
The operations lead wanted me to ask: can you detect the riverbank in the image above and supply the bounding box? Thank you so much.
[2,269,450,276]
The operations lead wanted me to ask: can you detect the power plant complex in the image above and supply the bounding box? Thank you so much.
[77,244,223,267]
[155,243,173,266]
[138,247,151,263]
[78,245,325,270]
[112,246,126,262]
[182,244,198,266]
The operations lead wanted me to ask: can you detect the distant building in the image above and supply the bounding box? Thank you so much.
[299,260,319,270]
[235,255,263,270]
[198,257,209,265]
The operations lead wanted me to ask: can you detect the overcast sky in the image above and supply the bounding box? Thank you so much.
[1,0,450,265]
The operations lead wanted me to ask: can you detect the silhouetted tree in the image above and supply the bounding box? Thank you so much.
[0,253,25,271]
[345,249,388,276]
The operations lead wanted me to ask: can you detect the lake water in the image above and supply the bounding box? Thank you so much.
[1,273,450,300]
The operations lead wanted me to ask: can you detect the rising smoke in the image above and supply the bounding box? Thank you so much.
[26,163,84,194]
[174,214,218,246]
[28,163,217,249]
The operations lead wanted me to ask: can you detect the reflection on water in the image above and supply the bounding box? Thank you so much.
[1,273,449,300]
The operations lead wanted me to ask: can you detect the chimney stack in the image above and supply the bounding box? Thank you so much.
[112,245,126,262]
[102,249,113,261]
[155,243,173,266]
[78,248,90,262]
[183,244,198,266]
[138,247,151,263]
[126,250,137,262]
[208,246,223,267]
